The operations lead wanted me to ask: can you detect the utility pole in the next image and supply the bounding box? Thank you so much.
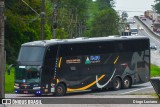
[0,0,5,98]
[78,22,81,37]
[41,0,45,40]
[53,0,58,39]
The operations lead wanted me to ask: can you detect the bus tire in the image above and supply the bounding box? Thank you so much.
[113,77,122,91]
[55,83,66,96]
[122,77,131,89]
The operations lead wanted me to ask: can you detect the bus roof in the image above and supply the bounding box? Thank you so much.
[22,36,149,47]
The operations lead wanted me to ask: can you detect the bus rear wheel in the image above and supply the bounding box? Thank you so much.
[122,77,131,89]
[113,77,122,91]
[55,83,66,96]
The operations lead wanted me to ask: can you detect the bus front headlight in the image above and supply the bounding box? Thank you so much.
[33,87,41,90]
[14,86,20,89]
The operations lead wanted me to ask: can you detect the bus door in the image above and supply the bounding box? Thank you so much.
[41,45,59,94]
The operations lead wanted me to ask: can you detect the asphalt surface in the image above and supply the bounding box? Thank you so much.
[135,17,160,67]
[91,82,153,95]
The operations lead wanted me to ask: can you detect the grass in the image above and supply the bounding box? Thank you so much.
[4,64,160,94]
[5,65,14,93]
[151,93,160,98]
[151,64,160,77]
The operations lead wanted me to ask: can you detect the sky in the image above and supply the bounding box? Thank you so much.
[114,0,155,17]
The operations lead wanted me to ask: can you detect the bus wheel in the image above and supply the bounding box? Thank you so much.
[55,83,66,96]
[113,77,122,91]
[122,77,131,89]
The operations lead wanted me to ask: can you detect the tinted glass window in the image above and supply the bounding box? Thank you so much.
[44,45,58,63]
[15,66,40,83]
[60,41,115,56]
[18,46,45,62]
[59,39,149,57]
[130,29,138,32]
[115,39,149,52]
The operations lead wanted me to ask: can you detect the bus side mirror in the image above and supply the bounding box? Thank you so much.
[8,64,14,75]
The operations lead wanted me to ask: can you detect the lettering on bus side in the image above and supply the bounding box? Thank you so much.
[85,55,101,64]
[66,59,81,64]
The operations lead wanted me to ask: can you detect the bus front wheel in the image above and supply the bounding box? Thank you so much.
[113,77,122,91]
[55,83,66,96]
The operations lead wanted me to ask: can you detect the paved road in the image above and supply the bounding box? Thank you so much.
[138,17,160,36]
[135,17,160,67]
[3,82,158,107]
[90,82,154,96]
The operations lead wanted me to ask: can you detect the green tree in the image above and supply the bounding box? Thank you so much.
[85,0,119,37]
[154,0,160,13]
[121,11,128,20]
[5,0,52,63]
[53,0,88,38]
[4,0,119,63]
[90,8,119,37]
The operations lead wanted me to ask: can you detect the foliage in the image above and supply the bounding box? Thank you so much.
[85,0,120,37]
[5,64,14,93]
[154,0,160,13]
[90,8,119,37]
[5,0,52,64]
[55,0,88,38]
[121,11,128,20]
[4,0,120,63]
[96,0,113,10]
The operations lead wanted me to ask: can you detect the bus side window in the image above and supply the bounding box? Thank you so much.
[59,41,116,57]
[114,43,123,52]
[115,39,149,53]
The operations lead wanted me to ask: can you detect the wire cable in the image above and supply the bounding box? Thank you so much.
[21,0,40,23]
[22,0,40,16]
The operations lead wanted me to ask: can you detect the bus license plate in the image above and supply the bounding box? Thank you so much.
[24,91,28,93]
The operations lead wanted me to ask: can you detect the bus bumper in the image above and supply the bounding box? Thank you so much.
[14,89,41,94]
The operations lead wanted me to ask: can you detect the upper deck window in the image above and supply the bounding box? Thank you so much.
[18,46,45,62]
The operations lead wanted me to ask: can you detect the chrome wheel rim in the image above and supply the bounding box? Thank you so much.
[115,80,120,89]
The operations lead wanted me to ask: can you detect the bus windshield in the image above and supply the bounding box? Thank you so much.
[130,28,138,32]
[15,66,41,83]
[18,46,45,62]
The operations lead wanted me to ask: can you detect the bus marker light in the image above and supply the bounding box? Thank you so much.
[36,91,41,94]
[121,63,128,67]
